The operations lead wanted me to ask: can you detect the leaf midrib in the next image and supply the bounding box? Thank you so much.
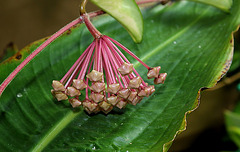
[31,111,83,152]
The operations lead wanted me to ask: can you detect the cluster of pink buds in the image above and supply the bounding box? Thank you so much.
[51,12,167,114]
[51,35,167,114]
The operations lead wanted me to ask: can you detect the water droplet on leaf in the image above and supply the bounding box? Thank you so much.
[17,93,23,98]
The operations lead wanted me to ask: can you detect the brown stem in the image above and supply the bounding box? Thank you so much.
[80,0,88,15]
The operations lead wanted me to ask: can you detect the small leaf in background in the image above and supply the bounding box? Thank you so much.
[225,109,240,149]
[186,0,233,12]
[90,0,143,43]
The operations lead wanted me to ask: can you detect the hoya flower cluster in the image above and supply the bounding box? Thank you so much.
[51,13,167,114]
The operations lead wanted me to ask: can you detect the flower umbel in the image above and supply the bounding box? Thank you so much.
[51,34,167,114]
[51,9,167,114]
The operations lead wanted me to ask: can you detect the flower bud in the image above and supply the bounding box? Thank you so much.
[127,91,137,102]
[147,66,161,79]
[131,96,142,105]
[89,92,104,103]
[72,79,87,90]
[82,99,98,114]
[149,85,155,95]
[52,80,65,91]
[99,101,112,112]
[154,73,167,84]
[67,87,81,97]
[107,83,120,94]
[128,76,142,89]
[118,62,133,76]
[118,88,130,99]
[107,95,118,106]
[86,70,103,82]
[138,87,152,97]
[116,100,127,109]
[90,82,105,93]
[69,98,82,108]
[51,90,68,101]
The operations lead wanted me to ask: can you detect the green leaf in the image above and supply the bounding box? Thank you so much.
[0,38,46,84]
[225,110,240,148]
[90,0,143,43]
[186,0,233,12]
[1,0,240,152]
[0,43,19,63]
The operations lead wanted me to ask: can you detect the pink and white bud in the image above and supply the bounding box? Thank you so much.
[147,66,161,79]
[154,73,167,84]
[52,80,65,91]
[118,88,130,99]
[72,79,87,90]
[102,106,113,114]
[69,98,82,108]
[93,106,101,114]
[67,87,81,97]
[107,83,120,94]
[82,99,98,114]
[149,85,155,95]
[107,95,118,106]
[127,91,137,102]
[86,70,103,82]
[138,87,152,97]
[99,101,112,112]
[89,92,104,103]
[51,90,68,101]
[90,82,105,93]
[116,100,127,109]
[128,76,142,89]
[118,62,133,76]
[131,96,142,106]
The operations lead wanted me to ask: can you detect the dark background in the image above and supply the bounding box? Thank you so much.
[0,0,98,52]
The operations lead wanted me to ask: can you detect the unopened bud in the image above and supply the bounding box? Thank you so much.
[116,100,127,109]
[128,76,142,89]
[72,79,87,90]
[154,73,167,84]
[149,85,155,95]
[118,88,130,99]
[107,95,118,106]
[118,62,133,76]
[82,99,98,114]
[90,82,105,93]
[89,92,104,103]
[99,101,112,112]
[67,87,81,97]
[127,91,137,102]
[138,87,152,97]
[147,66,161,79]
[86,70,103,82]
[93,106,101,114]
[107,83,120,94]
[69,98,82,108]
[52,80,65,91]
[131,96,142,105]
[51,90,68,101]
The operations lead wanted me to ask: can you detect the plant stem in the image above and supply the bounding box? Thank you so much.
[0,0,166,96]
[0,11,103,96]
[83,14,103,39]
[80,0,88,15]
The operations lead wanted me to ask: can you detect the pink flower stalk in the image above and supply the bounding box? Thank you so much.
[51,13,167,114]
